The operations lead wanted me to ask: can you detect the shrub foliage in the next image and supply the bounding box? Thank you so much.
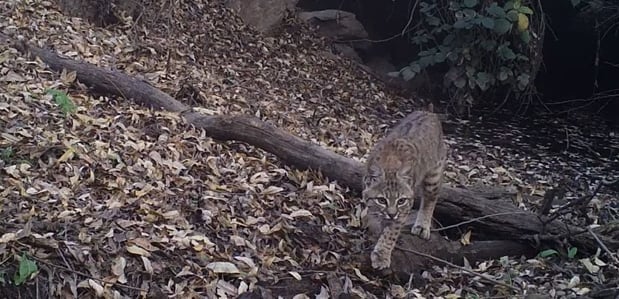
[391,0,543,111]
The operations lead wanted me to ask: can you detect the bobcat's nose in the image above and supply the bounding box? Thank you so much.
[386,210,399,219]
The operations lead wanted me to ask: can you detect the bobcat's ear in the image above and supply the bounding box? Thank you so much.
[364,164,383,185]
[396,164,412,179]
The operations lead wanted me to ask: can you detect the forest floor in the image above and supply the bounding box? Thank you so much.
[0,0,618,298]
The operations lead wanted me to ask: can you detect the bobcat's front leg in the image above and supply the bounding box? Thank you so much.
[371,222,402,270]
[411,166,443,239]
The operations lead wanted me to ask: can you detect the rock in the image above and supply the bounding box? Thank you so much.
[54,0,119,27]
[332,43,362,62]
[297,9,368,40]
[364,56,397,76]
[224,0,299,34]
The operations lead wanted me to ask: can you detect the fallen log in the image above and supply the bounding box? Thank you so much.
[4,33,617,278]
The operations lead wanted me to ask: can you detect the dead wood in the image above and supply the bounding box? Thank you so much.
[6,34,618,279]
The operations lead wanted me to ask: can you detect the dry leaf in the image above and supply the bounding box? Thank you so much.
[141,256,154,274]
[126,245,151,257]
[289,209,313,218]
[460,230,472,246]
[111,256,127,284]
[353,268,369,282]
[206,262,240,274]
[579,258,600,273]
[87,279,104,297]
[289,271,302,281]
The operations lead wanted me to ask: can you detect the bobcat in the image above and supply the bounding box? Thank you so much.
[362,104,447,270]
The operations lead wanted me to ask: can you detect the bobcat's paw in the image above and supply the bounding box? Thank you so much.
[371,250,391,270]
[411,224,431,240]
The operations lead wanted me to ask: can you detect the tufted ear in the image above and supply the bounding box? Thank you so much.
[396,163,412,179]
[364,164,384,185]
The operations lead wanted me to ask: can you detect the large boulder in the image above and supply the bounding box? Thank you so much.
[225,0,299,34]
[297,9,368,40]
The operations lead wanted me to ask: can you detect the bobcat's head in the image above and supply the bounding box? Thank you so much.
[362,163,415,221]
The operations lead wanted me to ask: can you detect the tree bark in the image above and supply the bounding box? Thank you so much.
[4,33,618,278]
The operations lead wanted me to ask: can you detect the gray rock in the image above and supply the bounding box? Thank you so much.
[225,0,299,33]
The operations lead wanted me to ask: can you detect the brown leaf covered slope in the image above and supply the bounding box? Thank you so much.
[0,1,417,297]
[1,1,617,298]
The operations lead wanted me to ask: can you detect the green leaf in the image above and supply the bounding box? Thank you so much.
[480,17,495,29]
[481,39,497,50]
[498,67,513,81]
[462,9,477,19]
[507,10,519,22]
[498,71,508,81]
[504,1,515,10]
[1,146,14,161]
[568,247,578,259]
[419,2,436,13]
[494,18,512,35]
[453,19,468,29]
[419,55,435,68]
[454,77,467,88]
[401,66,417,81]
[443,33,456,45]
[516,53,530,61]
[539,249,559,258]
[434,52,447,63]
[387,71,401,78]
[419,50,432,56]
[426,15,441,26]
[520,30,531,43]
[412,33,430,45]
[497,45,516,60]
[475,72,492,90]
[463,0,478,8]
[517,73,530,90]
[486,3,506,18]
[410,63,422,73]
[499,256,510,267]
[13,255,38,285]
[465,66,476,77]
[47,88,77,115]
[519,6,534,15]
[570,0,581,6]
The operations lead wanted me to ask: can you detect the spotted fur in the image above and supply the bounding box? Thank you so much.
[363,105,447,270]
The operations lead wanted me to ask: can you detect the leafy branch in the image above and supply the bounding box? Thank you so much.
[391,0,541,111]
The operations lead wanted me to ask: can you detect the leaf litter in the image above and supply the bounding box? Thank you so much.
[0,0,618,298]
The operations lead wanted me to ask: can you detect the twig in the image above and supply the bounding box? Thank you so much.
[564,126,570,151]
[538,179,568,216]
[544,181,603,224]
[544,92,619,105]
[405,272,414,291]
[529,228,589,243]
[432,212,530,232]
[588,228,619,264]
[401,0,421,36]
[395,246,521,292]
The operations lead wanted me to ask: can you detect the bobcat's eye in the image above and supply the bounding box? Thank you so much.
[374,197,388,206]
[396,198,409,206]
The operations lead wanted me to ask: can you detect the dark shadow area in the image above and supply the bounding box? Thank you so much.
[299,0,619,126]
